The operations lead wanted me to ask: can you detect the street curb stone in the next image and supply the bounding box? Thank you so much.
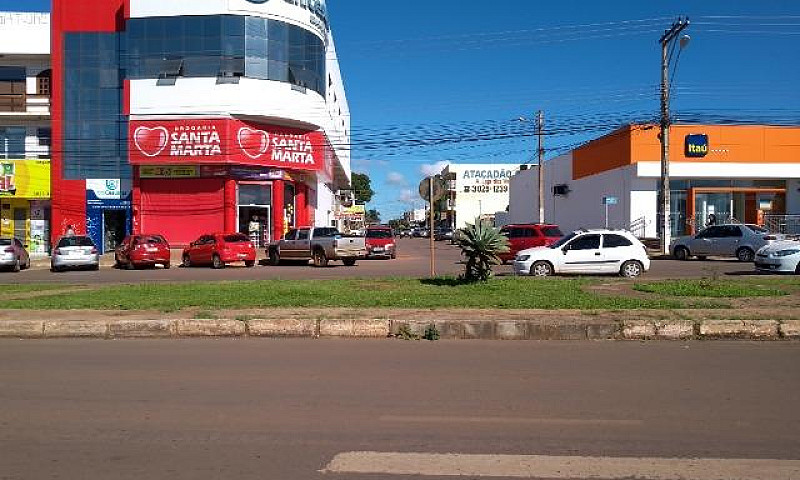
[699,320,779,339]
[779,320,800,338]
[622,321,656,340]
[45,321,107,338]
[319,319,389,338]
[656,321,695,340]
[249,318,316,337]
[0,320,44,338]
[177,319,246,337]
[108,320,176,338]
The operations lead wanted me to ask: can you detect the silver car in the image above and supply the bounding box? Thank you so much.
[51,235,100,272]
[671,224,781,262]
[0,237,31,272]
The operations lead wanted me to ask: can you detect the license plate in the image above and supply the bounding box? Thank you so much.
[373,247,384,252]
[146,247,158,252]
[238,253,247,258]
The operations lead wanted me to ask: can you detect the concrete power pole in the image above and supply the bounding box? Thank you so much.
[659,17,690,255]
[536,110,545,224]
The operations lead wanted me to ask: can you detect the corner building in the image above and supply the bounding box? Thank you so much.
[51,0,350,251]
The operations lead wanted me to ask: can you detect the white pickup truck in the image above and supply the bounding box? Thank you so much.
[267,227,367,267]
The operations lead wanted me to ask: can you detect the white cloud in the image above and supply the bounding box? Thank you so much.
[420,161,450,177]
[399,188,420,205]
[386,171,408,186]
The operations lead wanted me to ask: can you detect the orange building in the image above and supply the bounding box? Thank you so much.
[509,125,800,237]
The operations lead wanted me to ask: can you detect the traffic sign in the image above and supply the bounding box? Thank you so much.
[602,196,618,206]
[419,175,447,202]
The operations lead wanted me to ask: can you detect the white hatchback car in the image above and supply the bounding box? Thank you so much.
[754,240,800,274]
[513,229,650,278]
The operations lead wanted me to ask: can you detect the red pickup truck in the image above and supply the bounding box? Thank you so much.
[498,224,564,263]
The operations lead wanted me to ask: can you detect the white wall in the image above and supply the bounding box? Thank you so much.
[0,13,49,55]
[448,164,519,229]
[509,166,538,224]
[637,161,800,179]
[315,179,335,227]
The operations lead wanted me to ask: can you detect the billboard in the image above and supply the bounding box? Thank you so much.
[0,159,50,199]
[129,118,328,173]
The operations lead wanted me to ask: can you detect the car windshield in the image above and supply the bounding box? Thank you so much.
[57,236,95,248]
[224,234,250,243]
[746,225,769,234]
[549,232,577,249]
[366,230,393,239]
[542,227,563,237]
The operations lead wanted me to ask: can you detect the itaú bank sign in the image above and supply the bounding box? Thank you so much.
[129,118,327,172]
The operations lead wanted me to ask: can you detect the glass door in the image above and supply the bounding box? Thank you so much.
[695,192,733,228]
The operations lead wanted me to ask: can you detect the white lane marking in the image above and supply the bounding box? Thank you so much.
[380,415,643,426]
[322,452,800,479]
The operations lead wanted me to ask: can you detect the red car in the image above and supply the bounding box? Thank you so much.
[365,226,397,259]
[115,234,171,269]
[498,224,564,263]
[182,233,257,269]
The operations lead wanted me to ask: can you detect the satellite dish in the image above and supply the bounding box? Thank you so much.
[419,175,446,202]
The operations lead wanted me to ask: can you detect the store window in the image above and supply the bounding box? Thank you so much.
[0,127,26,159]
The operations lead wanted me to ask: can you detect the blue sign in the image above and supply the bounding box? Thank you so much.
[602,196,618,206]
[685,134,709,158]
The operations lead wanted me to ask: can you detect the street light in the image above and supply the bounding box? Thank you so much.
[659,18,690,255]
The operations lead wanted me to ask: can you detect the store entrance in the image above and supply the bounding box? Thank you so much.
[103,210,127,253]
[239,206,271,248]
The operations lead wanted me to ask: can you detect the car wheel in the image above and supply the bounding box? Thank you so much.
[530,261,554,277]
[313,249,328,267]
[11,258,20,272]
[22,258,30,270]
[342,258,357,266]
[391,252,397,260]
[92,264,100,271]
[620,260,644,278]
[795,262,800,275]
[164,263,171,270]
[212,254,225,269]
[674,246,690,261]
[736,247,755,263]
[182,254,192,268]
[125,260,136,270]
[245,260,255,268]
[268,249,280,266]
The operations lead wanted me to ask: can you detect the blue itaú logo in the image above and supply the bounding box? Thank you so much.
[685,134,709,158]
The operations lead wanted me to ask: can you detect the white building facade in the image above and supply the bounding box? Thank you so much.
[441,163,520,229]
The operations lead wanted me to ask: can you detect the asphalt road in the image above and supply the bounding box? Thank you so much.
[6,238,763,284]
[0,340,797,480]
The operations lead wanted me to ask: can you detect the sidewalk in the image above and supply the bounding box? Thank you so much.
[0,308,797,340]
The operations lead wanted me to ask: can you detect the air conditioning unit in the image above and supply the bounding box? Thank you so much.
[553,184,570,196]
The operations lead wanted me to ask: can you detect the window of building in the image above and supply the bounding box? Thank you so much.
[36,69,51,96]
[37,127,51,147]
[0,127,26,159]
[0,66,26,112]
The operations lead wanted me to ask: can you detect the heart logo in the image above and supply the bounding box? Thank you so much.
[238,128,270,159]
[134,126,169,157]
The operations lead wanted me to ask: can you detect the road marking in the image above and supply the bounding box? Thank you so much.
[380,415,643,427]
[322,452,800,479]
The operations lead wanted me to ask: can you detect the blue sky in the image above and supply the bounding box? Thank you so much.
[6,0,800,219]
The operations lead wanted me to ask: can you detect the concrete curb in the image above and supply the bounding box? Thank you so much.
[0,316,798,341]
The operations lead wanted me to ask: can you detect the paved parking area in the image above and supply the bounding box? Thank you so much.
[2,238,769,285]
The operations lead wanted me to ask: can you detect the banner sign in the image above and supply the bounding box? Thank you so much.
[685,134,709,158]
[140,165,199,178]
[0,159,50,199]
[130,119,328,173]
[457,168,517,195]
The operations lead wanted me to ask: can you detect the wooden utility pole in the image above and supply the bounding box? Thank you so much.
[536,110,545,224]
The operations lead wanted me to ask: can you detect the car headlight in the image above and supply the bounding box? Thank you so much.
[773,249,800,257]
[386,243,395,248]
[516,255,531,262]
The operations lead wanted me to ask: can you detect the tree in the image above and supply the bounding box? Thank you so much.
[366,209,381,224]
[454,218,509,282]
[351,172,374,203]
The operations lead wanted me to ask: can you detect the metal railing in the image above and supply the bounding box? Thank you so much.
[629,216,647,238]
[763,215,800,235]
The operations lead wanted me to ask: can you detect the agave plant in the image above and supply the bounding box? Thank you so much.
[454,219,510,282]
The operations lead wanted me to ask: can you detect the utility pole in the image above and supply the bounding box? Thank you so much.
[429,177,435,277]
[536,110,545,224]
[659,17,690,255]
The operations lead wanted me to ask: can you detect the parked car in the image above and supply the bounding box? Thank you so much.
[513,229,650,278]
[498,224,564,263]
[755,240,800,274]
[267,227,367,267]
[115,234,171,270]
[182,233,256,269]
[365,226,397,259]
[51,235,99,272]
[671,224,782,262]
[0,237,30,272]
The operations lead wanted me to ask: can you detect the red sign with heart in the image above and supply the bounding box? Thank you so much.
[129,119,327,173]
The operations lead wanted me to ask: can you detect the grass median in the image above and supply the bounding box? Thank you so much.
[0,277,723,312]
